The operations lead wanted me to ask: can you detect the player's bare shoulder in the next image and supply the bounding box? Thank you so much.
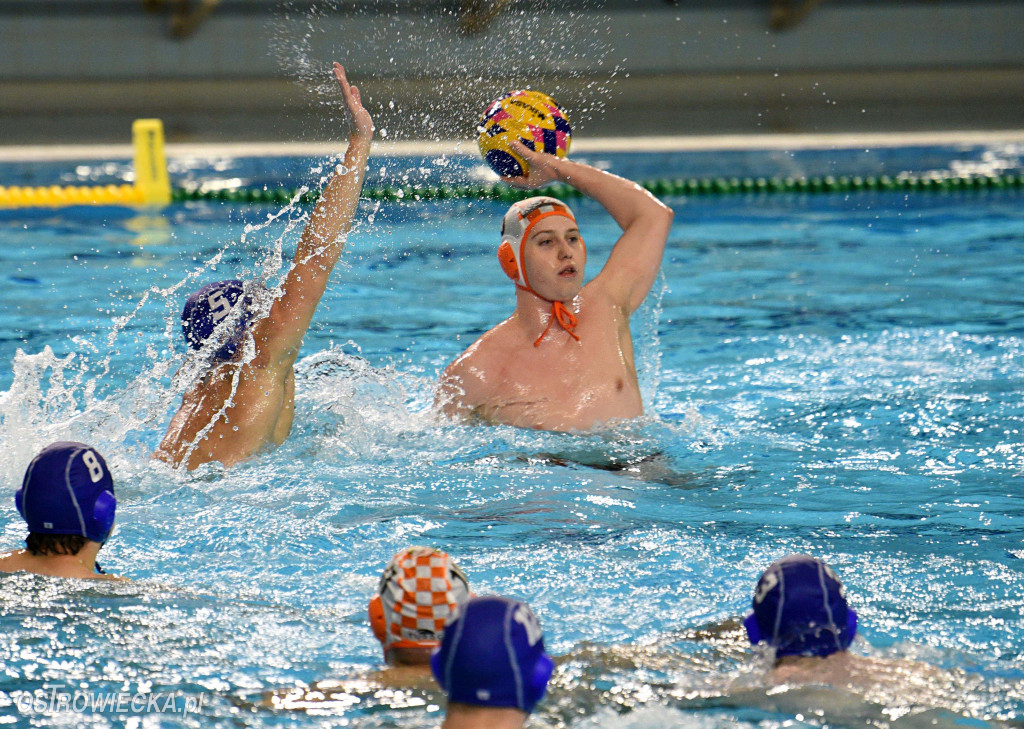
[438,319,520,414]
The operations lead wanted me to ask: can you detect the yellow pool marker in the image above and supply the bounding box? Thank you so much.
[0,119,170,209]
[132,118,172,206]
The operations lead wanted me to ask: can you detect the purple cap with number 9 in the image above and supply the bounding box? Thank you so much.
[431,596,554,714]
[744,554,858,658]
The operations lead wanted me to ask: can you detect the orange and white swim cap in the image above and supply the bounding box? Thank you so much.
[369,546,471,656]
[497,196,580,291]
[497,196,585,346]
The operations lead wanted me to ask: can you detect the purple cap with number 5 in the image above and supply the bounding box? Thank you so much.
[181,279,251,360]
[16,442,116,543]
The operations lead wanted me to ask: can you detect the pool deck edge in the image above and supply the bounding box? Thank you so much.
[2,129,1024,163]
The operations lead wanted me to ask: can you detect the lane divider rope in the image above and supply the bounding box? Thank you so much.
[0,114,1020,208]
[169,172,1024,205]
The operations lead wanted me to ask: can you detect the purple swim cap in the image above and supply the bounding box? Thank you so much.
[431,596,554,714]
[16,442,116,544]
[181,279,251,360]
[744,554,858,658]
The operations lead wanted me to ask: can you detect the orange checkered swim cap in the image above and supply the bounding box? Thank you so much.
[368,547,471,659]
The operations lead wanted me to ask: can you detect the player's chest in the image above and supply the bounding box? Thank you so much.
[489,343,624,399]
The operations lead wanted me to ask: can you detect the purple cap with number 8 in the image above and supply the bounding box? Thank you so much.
[16,442,116,543]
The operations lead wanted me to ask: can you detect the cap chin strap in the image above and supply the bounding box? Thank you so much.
[516,283,580,347]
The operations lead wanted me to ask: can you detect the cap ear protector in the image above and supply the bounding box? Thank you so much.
[498,241,519,282]
[526,652,555,708]
[743,611,764,645]
[744,608,858,652]
[91,489,117,543]
[368,594,387,645]
[429,646,443,687]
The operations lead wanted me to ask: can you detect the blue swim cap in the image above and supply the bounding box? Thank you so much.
[431,596,554,714]
[15,442,116,544]
[181,279,251,360]
[744,554,857,658]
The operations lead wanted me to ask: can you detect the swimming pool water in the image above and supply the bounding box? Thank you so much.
[0,143,1022,727]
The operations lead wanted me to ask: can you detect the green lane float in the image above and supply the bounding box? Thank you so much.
[1,117,1020,210]
[172,172,1022,205]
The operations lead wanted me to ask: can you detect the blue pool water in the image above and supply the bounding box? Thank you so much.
[0,141,1023,727]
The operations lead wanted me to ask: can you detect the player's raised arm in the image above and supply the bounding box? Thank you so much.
[257,63,374,368]
[503,140,673,314]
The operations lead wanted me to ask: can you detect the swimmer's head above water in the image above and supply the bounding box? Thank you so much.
[181,279,252,361]
[17,442,117,553]
[744,553,858,660]
[498,196,582,293]
[368,546,471,666]
[431,595,554,717]
[498,196,586,346]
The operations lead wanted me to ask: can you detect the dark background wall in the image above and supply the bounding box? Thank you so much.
[1,0,1023,144]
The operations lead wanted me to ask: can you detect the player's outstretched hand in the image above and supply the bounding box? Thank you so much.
[333,62,373,141]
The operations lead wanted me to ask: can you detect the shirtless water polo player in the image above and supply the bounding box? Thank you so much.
[1,442,122,580]
[438,140,673,431]
[154,63,373,469]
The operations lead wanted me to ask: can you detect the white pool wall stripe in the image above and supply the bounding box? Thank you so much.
[2,130,1024,164]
